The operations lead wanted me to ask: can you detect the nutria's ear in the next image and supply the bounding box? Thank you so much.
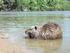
[35,26,37,30]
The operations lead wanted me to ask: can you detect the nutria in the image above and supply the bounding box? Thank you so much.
[25,22,62,40]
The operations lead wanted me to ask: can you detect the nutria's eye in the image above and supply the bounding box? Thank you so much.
[35,26,37,30]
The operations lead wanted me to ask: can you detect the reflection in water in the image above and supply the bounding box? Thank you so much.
[25,39,63,53]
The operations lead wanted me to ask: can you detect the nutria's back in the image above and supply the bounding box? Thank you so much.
[40,23,62,39]
[42,23,59,30]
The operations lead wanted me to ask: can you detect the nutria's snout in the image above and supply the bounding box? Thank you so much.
[25,30,27,34]
[28,32,35,39]
[25,29,32,34]
[25,29,35,39]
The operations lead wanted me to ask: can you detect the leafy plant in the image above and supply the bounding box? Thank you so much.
[0,0,70,11]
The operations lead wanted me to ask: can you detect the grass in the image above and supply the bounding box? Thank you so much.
[1,0,70,11]
[63,1,70,10]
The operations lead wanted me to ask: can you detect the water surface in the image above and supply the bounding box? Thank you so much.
[0,15,70,53]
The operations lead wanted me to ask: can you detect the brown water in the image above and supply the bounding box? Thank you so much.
[0,15,70,53]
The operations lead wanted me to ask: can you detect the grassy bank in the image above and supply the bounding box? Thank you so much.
[0,0,70,11]
[63,1,70,10]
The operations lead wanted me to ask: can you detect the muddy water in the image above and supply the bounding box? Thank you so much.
[0,16,70,53]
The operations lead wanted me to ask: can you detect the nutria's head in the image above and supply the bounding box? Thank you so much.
[25,26,38,39]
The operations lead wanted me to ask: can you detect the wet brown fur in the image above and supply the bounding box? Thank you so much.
[25,23,63,40]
